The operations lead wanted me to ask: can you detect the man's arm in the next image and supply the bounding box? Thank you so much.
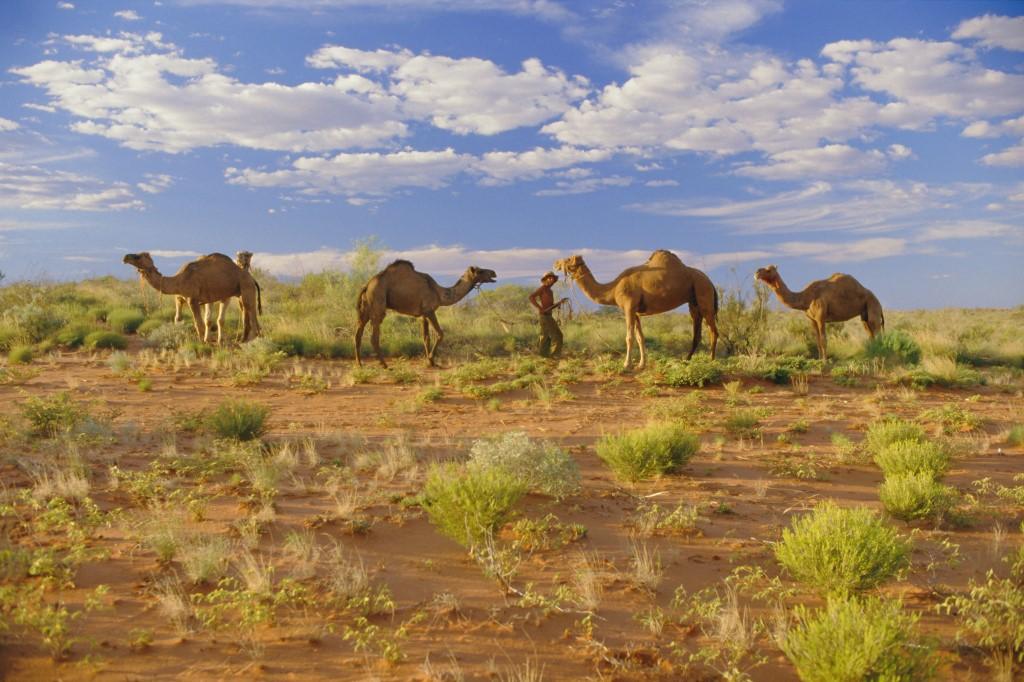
[528,287,544,312]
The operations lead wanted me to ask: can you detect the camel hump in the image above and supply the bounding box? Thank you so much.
[385,259,415,271]
[647,250,683,266]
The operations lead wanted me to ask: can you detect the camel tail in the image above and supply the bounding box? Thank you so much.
[713,286,719,315]
[356,283,371,320]
[255,280,263,315]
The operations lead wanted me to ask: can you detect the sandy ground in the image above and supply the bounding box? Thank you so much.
[0,346,1021,681]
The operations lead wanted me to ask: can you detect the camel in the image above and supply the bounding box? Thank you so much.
[173,251,262,342]
[354,260,497,368]
[754,264,883,360]
[124,252,262,343]
[553,250,719,369]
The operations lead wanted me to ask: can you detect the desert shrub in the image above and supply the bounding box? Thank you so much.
[54,323,96,348]
[774,501,910,595]
[919,403,983,434]
[84,331,127,350]
[1009,425,1024,448]
[596,423,699,483]
[421,463,527,548]
[879,472,958,522]
[864,418,927,456]
[781,595,937,682]
[940,572,1024,677]
[19,391,87,437]
[8,345,33,364]
[873,439,949,478]
[906,355,984,388]
[107,308,145,334]
[7,303,62,343]
[714,282,771,356]
[864,330,921,366]
[272,333,325,358]
[206,399,270,441]
[467,431,580,499]
[135,318,164,337]
[724,409,761,437]
[143,322,191,349]
[658,356,722,387]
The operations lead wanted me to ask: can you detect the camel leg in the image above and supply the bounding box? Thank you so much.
[420,317,431,359]
[706,311,719,360]
[425,311,444,367]
[215,302,225,345]
[174,296,183,324]
[202,304,212,343]
[623,309,636,370]
[370,319,387,369]
[813,319,827,361]
[687,308,703,361]
[634,316,647,369]
[187,299,204,341]
[354,318,368,367]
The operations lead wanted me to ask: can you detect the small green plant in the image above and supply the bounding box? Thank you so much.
[107,308,145,334]
[1007,425,1024,447]
[416,386,444,405]
[8,345,33,364]
[940,571,1024,679]
[420,463,527,548]
[595,423,699,483]
[864,417,926,456]
[879,472,958,522]
[873,439,950,478]
[774,501,910,595]
[658,356,722,387]
[724,409,761,438]
[782,595,937,682]
[631,501,701,536]
[468,431,580,499]
[19,391,87,437]
[919,403,983,434]
[84,330,128,350]
[206,399,270,441]
[864,330,921,366]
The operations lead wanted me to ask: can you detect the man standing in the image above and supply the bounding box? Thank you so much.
[529,271,568,358]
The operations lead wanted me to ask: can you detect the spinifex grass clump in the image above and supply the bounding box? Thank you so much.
[596,423,699,483]
[657,356,722,387]
[7,345,33,364]
[864,330,921,366]
[864,418,927,456]
[19,391,88,437]
[781,595,937,682]
[206,399,270,441]
[874,439,950,478]
[421,463,527,548]
[879,472,958,522]
[468,431,579,499]
[84,330,127,350]
[774,501,910,595]
[106,308,145,334]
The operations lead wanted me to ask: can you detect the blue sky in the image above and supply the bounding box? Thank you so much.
[0,0,1022,308]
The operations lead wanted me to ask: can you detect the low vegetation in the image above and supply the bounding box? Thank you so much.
[595,423,699,483]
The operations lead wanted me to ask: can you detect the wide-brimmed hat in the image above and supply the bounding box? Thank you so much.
[541,271,559,282]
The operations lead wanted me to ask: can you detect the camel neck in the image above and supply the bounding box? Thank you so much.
[572,264,618,306]
[141,269,181,296]
[438,276,475,306]
[771,278,811,310]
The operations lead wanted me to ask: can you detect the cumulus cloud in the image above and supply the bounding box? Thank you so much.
[734,144,890,180]
[953,14,1024,51]
[0,162,144,211]
[114,9,142,21]
[0,118,19,132]
[475,146,612,185]
[534,174,632,196]
[170,0,574,22]
[980,143,1024,167]
[136,173,175,193]
[309,46,589,135]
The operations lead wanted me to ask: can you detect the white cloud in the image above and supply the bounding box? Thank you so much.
[0,118,19,132]
[962,115,1024,138]
[57,1,74,9]
[776,237,907,262]
[0,162,144,211]
[535,175,632,196]
[734,144,889,180]
[980,143,1024,167]
[309,46,589,135]
[915,220,1023,241]
[474,146,611,185]
[953,14,1024,51]
[136,173,175,193]
[114,9,142,21]
[170,0,574,22]
[147,249,202,258]
[644,179,679,187]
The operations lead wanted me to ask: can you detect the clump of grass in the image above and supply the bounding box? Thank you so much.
[420,463,527,548]
[658,356,722,387]
[919,403,983,434]
[873,439,950,478]
[107,308,145,334]
[864,417,927,456]
[595,423,699,483]
[781,595,937,682]
[206,399,270,441]
[180,535,233,584]
[724,409,761,438]
[879,472,959,522]
[774,501,910,595]
[1008,425,1024,448]
[8,345,33,364]
[468,431,580,499]
[84,330,128,350]
[864,330,921,366]
[54,323,96,348]
[19,391,87,437]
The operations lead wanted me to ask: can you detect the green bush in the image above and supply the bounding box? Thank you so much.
[206,399,270,441]
[864,418,927,456]
[421,463,527,547]
[1009,425,1024,448]
[864,330,922,366]
[781,595,937,682]
[774,501,910,595]
[272,334,325,358]
[873,439,949,478]
[143,323,190,350]
[54,323,96,348]
[658,356,722,387]
[84,331,127,350]
[596,423,699,483]
[879,472,958,522]
[8,345,33,364]
[19,391,87,437]
[468,431,580,499]
[135,318,164,337]
[107,308,145,334]
[940,571,1024,674]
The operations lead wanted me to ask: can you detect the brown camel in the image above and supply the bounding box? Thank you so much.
[173,251,262,342]
[754,264,883,360]
[354,260,497,368]
[124,252,262,343]
[553,250,719,369]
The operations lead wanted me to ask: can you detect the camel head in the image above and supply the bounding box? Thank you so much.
[464,266,497,285]
[755,264,781,288]
[123,252,157,273]
[236,251,254,269]
[553,255,586,280]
